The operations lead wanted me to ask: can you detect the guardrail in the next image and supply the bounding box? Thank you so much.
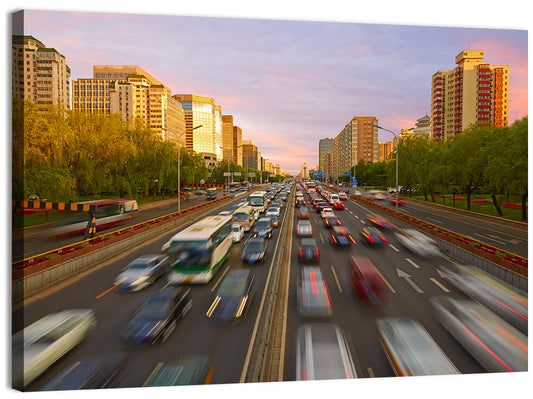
[355,196,528,278]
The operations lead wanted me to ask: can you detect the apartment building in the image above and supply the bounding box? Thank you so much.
[72,65,186,146]
[431,50,509,141]
[173,94,223,159]
[12,35,71,109]
[319,138,334,173]
[233,126,243,167]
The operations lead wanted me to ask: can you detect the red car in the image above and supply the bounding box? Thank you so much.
[333,201,345,210]
[350,256,388,305]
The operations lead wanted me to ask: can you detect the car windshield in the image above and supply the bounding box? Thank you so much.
[128,259,153,269]
[246,240,264,251]
[218,273,248,297]
[232,226,241,232]
[256,221,270,229]
[137,298,169,319]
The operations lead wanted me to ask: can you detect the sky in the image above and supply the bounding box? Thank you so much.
[11,2,529,175]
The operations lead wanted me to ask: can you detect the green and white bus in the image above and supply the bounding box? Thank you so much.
[162,215,233,284]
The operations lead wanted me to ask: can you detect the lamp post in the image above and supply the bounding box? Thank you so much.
[177,124,202,213]
[374,123,399,213]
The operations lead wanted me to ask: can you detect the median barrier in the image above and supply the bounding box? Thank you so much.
[12,195,232,306]
[354,196,528,291]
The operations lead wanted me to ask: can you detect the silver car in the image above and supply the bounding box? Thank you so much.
[114,254,170,291]
[296,323,356,380]
[296,219,313,237]
[298,267,332,317]
[12,309,97,389]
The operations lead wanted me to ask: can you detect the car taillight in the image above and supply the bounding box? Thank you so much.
[299,248,302,258]
[316,248,320,258]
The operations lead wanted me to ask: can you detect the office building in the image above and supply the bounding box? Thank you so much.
[12,35,71,109]
[233,126,243,167]
[222,115,234,162]
[431,50,509,141]
[173,94,223,159]
[319,138,334,173]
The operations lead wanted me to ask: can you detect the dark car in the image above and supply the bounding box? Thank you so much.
[350,256,388,305]
[297,267,332,317]
[206,269,255,323]
[253,217,273,238]
[315,201,328,213]
[360,227,388,246]
[330,226,355,248]
[41,352,129,390]
[114,254,170,291]
[242,237,268,264]
[121,286,192,345]
[144,355,214,386]
[298,238,320,263]
[323,215,341,228]
[206,191,217,201]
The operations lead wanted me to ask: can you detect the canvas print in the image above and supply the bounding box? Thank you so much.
[11,5,528,395]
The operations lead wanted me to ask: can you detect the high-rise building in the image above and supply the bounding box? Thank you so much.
[232,126,243,167]
[173,94,223,159]
[319,138,334,173]
[12,35,71,109]
[72,65,186,146]
[222,115,234,162]
[242,140,258,170]
[379,142,394,162]
[431,50,509,141]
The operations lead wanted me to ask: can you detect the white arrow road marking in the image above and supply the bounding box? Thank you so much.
[397,268,424,293]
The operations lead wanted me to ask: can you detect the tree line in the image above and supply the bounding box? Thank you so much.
[12,100,282,203]
[340,117,528,221]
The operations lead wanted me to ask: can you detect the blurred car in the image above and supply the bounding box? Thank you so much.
[265,206,280,218]
[12,309,97,389]
[242,237,268,264]
[360,227,388,246]
[297,206,310,219]
[273,199,284,209]
[338,192,348,200]
[366,214,397,230]
[376,317,460,376]
[330,226,355,248]
[41,352,128,390]
[431,296,527,372]
[206,269,255,323]
[437,264,528,334]
[295,199,306,207]
[205,192,217,201]
[121,286,192,346]
[350,256,387,305]
[333,201,345,210]
[269,214,280,228]
[218,210,232,216]
[296,323,356,380]
[395,228,440,258]
[297,267,332,317]
[144,355,213,387]
[114,254,170,291]
[315,201,328,213]
[298,238,320,263]
[323,215,341,228]
[296,219,313,237]
[231,223,244,242]
[253,217,273,239]
[321,207,335,219]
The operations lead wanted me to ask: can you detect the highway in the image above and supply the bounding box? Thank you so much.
[17,183,526,390]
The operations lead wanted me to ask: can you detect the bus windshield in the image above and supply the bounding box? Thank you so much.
[249,197,264,206]
[169,241,211,267]
[233,213,249,222]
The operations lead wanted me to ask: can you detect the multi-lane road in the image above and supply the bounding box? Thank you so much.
[17,183,526,391]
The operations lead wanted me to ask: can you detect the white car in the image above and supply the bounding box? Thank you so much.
[218,211,232,216]
[231,223,244,242]
[12,309,97,389]
[265,206,281,218]
[321,207,335,219]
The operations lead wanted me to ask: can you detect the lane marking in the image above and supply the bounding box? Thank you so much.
[319,232,325,244]
[430,278,450,293]
[389,244,400,252]
[474,233,508,246]
[367,367,375,378]
[406,257,421,269]
[330,265,343,293]
[375,268,396,294]
[95,284,118,299]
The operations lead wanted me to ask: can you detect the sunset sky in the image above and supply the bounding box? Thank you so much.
[11,2,530,175]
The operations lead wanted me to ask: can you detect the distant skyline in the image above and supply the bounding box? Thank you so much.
[14,4,529,175]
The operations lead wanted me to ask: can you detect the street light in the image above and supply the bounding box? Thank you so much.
[177,124,202,213]
[374,123,399,213]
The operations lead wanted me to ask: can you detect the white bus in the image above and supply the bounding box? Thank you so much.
[232,205,257,232]
[248,190,268,213]
[162,215,233,284]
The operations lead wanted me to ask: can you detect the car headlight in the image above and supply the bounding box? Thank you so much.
[132,276,149,286]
